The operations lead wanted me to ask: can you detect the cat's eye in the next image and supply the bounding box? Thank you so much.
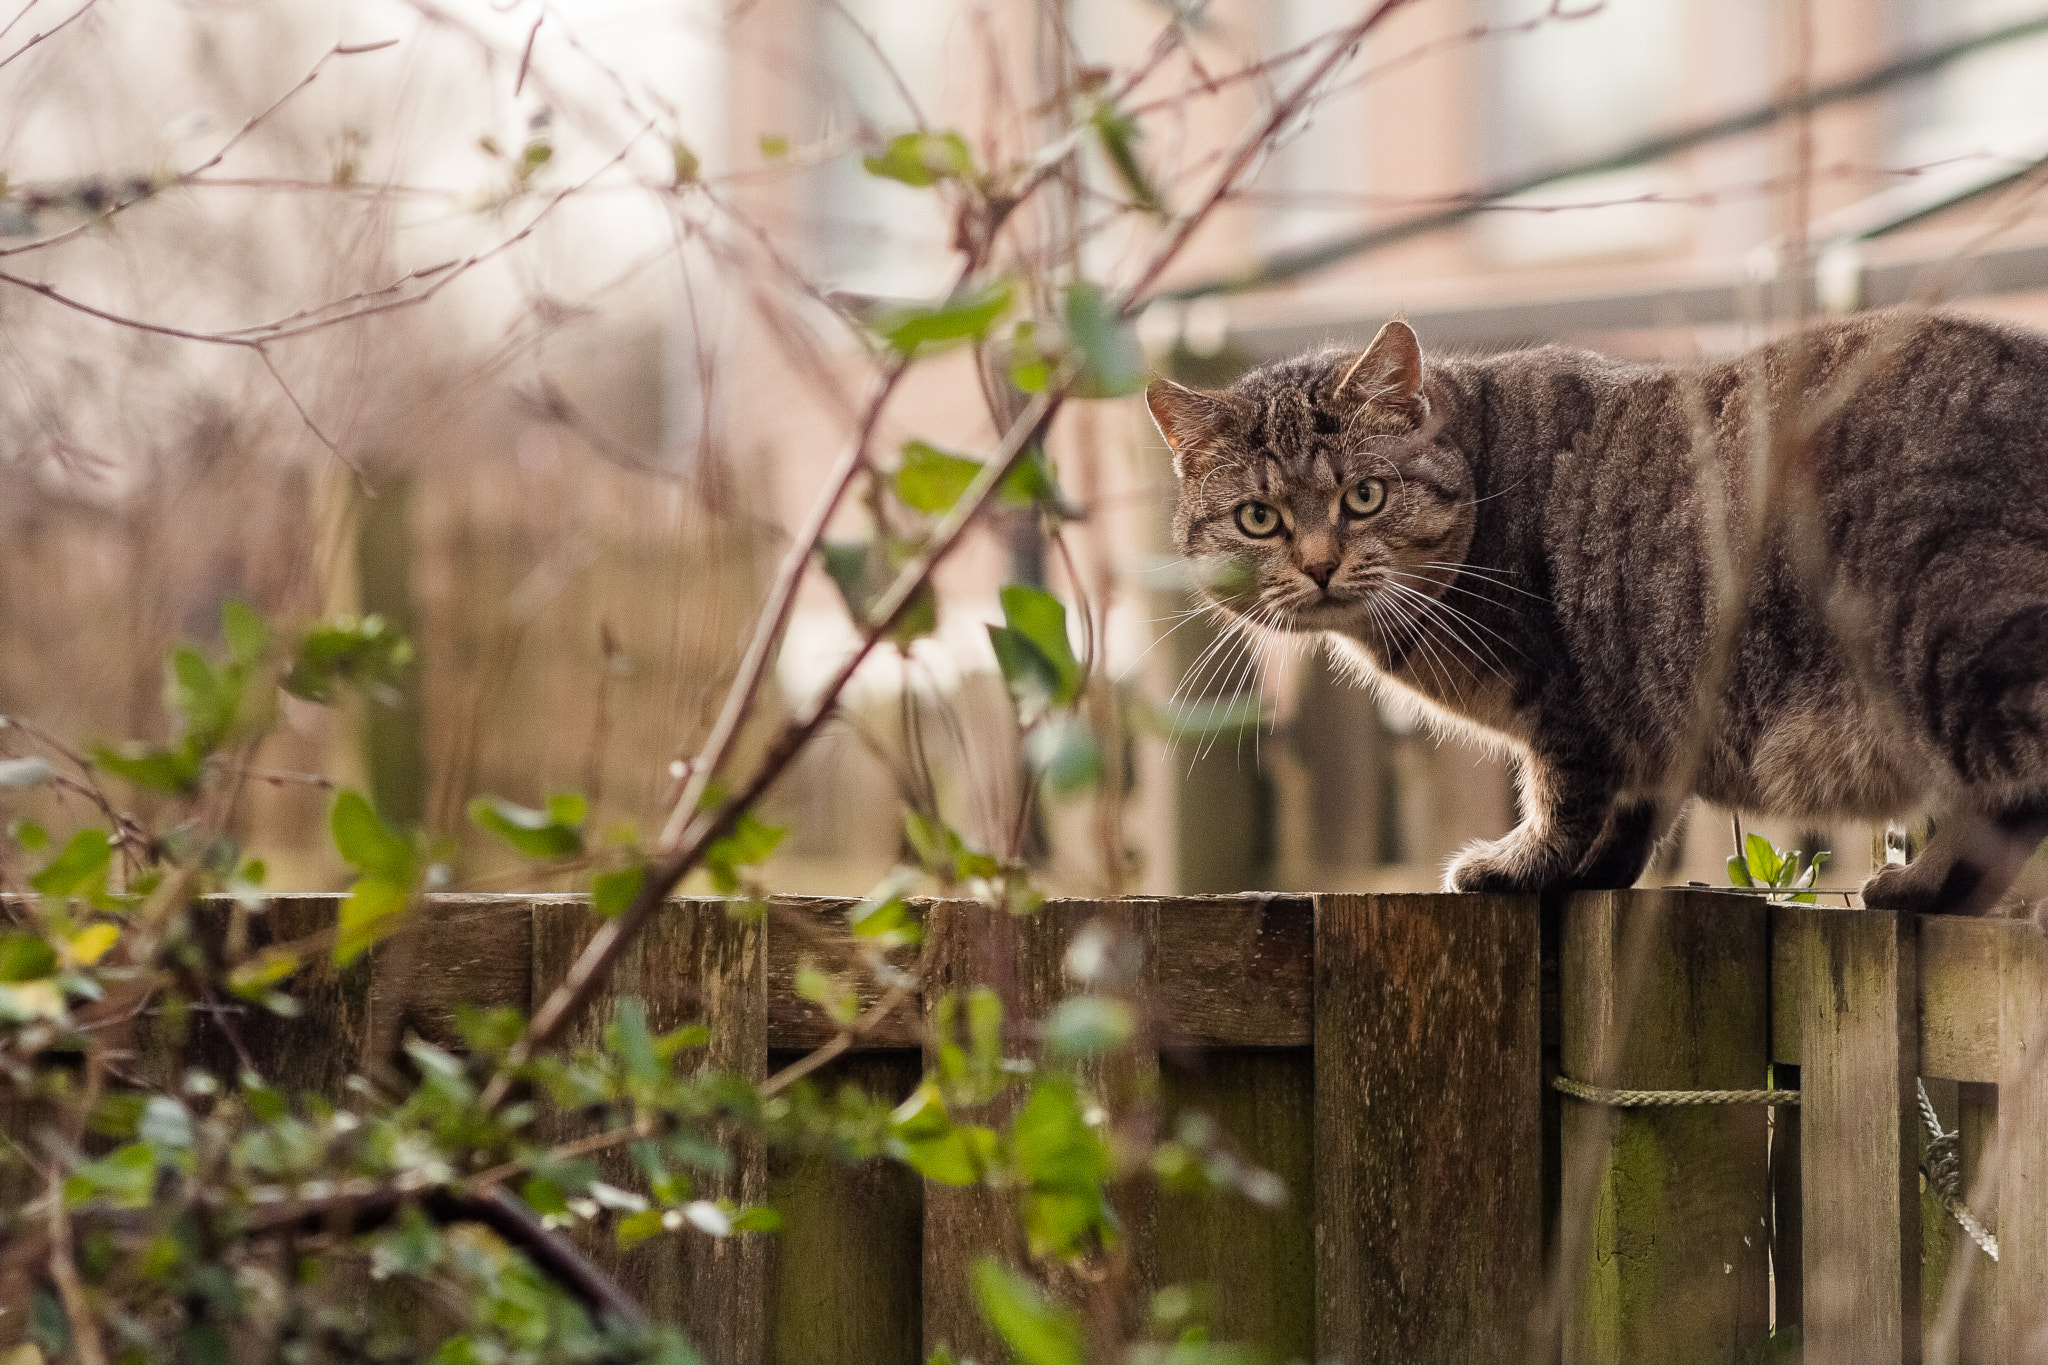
[1343,478,1388,518]
[1234,502,1282,538]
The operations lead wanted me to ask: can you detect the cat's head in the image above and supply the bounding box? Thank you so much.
[1147,319,1474,639]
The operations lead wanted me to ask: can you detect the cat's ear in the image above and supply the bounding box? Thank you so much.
[1336,319,1426,416]
[1145,379,1233,476]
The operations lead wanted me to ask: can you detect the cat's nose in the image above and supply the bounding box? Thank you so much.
[1302,559,1336,589]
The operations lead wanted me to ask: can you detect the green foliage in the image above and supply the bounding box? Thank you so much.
[971,1257,1085,1365]
[469,792,588,860]
[895,439,1064,518]
[702,808,787,895]
[284,613,414,704]
[1726,832,1828,903]
[988,583,1082,720]
[1090,102,1162,216]
[821,539,940,646]
[863,129,978,188]
[1064,281,1147,399]
[331,789,424,965]
[872,279,1015,357]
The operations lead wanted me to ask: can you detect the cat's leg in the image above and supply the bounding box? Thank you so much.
[1860,796,2048,915]
[1444,746,1619,894]
[1567,795,1674,890]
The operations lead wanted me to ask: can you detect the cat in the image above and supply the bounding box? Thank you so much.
[1148,310,2048,914]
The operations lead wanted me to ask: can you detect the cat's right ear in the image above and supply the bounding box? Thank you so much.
[1145,380,1232,477]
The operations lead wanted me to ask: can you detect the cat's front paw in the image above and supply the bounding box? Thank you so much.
[1443,834,1573,895]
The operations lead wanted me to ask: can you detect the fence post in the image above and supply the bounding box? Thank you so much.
[529,896,768,1362]
[1994,921,2048,1362]
[1782,903,1920,1365]
[1314,891,1544,1363]
[1559,889,1771,1365]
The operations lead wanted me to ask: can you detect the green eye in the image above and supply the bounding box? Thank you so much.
[1234,502,1282,538]
[1343,478,1387,517]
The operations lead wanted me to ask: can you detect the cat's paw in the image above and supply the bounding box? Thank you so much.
[1444,836,1570,895]
[1858,863,1943,912]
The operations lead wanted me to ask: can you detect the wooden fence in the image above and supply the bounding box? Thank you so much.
[193,890,2048,1365]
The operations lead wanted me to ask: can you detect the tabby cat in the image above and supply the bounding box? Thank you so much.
[1149,310,2048,913]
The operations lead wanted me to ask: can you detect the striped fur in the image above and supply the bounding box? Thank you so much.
[1149,312,2048,911]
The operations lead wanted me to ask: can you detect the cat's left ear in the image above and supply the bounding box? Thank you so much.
[1336,318,1426,417]
[1145,379,1233,477]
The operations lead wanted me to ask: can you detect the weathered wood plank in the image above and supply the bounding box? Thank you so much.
[1154,1049,1315,1361]
[1776,913,2003,1084]
[1153,895,1312,1048]
[1774,1064,1804,1344]
[764,895,1312,1052]
[370,893,533,1055]
[1560,889,1772,1365]
[765,1051,924,1365]
[178,894,371,1095]
[764,897,922,1050]
[1993,920,2048,1363]
[1955,1081,1998,1365]
[1315,891,1543,1364]
[1783,903,1920,1365]
[918,898,1048,1364]
[531,897,769,1362]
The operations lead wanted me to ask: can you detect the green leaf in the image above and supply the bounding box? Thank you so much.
[285,615,414,704]
[167,646,236,751]
[9,818,46,851]
[1064,281,1146,399]
[31,829,110,899]
[1090,103,1162,215]
[820,539,939,646]
[1008,320,1050,394]
[221,600,269,668]
[1725,854,1754,888]
[1000,585,1081,705]
[0,757,52,789]
[334,876,410,967]
[759,133,790,159]
[467,794,585,860]
[1044,995,1134,1057]
[93,742,201,795]
[970,1257,1084,1365]
[1026,715,1103,798]
[896,440,985,516]
[892,1083,996,1186]
[616,1208,668,1249]
[1744,832,1783,885]
[592,864,645,920]
[610,997,661,1085]
[64,1143,157,1210]
[670,138,701,185]
[730,1205,783,1233]
[0,932,58,983]
[703,810,788,895]
[862,130,976,187]
[873,279,1015,357]
[331,790,414,882]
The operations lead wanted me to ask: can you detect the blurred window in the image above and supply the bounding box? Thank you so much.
[1260,0,1373,249]
[812,0,954,295]
[1893,0,2048,168]
[1476,0,1689,264]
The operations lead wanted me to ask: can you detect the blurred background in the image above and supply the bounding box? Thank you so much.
[6,0,2048,900]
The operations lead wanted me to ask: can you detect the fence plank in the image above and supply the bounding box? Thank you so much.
[1155,1048,1315,1360]
[766,1051,924,1365]
[1154,895,1312,1047]
[919,898,1052,1364]
[1560,889,1772,1365]
[530,897,769,1362]
[1783,903,1920,1365]
[371,893,533,1056]
[1994,920,2048,1363]
[1314,891,1543,1364]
